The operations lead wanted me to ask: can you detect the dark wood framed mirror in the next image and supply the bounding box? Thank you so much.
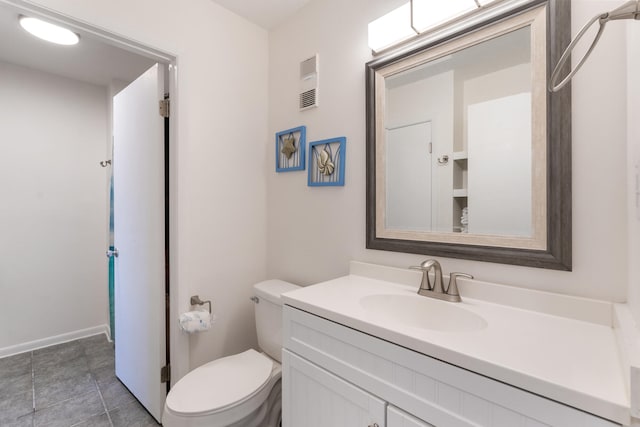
[366,0,571,270]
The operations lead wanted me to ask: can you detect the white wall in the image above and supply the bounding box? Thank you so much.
[0,60,109,351]
[267,0,628,302]
[626,20,640,324]
[23,0,269,378]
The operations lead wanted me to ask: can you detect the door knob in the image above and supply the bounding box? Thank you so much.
[106,248,119,258]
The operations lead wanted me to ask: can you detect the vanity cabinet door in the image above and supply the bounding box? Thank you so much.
[282,349,386,427]
[388,406,434,427]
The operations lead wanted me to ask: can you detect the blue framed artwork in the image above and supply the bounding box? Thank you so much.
[308,137,346,186]
[275,126,306,172]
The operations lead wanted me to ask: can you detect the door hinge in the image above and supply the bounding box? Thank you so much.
[161,365,171,383]
[159,99,170,118]
[105,248,119,258]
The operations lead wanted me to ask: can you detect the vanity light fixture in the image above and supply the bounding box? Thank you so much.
[368,0,499,53]
[19,16,79,45]
[368,3,417,53]
[411,0,477,33]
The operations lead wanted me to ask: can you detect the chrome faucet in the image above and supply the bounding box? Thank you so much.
[410,259,443,294]
[409,259,473,303]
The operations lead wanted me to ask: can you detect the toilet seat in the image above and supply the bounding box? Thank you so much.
[165,349,274,417]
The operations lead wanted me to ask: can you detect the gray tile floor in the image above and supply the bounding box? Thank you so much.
[0,334,160,427]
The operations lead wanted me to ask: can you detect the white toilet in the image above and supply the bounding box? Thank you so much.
[162,280,300,427]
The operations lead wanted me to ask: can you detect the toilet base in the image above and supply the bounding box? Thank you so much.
[162,376,281,427]
[226,379,281,427]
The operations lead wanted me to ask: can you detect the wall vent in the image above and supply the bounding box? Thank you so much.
[299,54,319,111]
[300,88,317,110]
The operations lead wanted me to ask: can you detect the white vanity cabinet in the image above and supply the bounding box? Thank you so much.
[283,349,433,427]
[282,305,620,427]
[283,350,386,426]
[388,406,434,427]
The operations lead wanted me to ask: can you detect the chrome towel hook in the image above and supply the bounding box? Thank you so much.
[549,0,640,92]
[99,160,112,167]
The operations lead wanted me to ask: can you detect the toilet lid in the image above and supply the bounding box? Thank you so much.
[166,349,273,415]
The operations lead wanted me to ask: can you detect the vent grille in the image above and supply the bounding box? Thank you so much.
[300,56,316,78]
[300,88,317,110]
[299,54,318,111]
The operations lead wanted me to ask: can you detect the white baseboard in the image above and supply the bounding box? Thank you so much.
[0,324,111,358]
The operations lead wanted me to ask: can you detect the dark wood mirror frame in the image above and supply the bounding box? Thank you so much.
[365,0,572,270]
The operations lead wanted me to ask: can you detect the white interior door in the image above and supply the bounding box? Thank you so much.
[113,63,167,422]
[385,122,433,231]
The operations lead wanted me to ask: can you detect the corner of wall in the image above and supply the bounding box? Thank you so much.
[627,20,640,324]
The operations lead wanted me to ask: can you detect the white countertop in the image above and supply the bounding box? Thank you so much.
[281,263,630,425]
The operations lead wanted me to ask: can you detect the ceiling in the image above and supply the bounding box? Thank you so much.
[211,0,313,29]
[0,4,156,87]
[0,0,310,87]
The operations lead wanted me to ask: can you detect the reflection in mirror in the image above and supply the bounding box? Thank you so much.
[366,0,572,270]
[385,27,533,237]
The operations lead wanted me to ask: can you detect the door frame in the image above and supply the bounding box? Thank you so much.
[0,0,187,389]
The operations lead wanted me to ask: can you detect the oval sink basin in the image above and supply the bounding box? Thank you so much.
[360,294,487,332]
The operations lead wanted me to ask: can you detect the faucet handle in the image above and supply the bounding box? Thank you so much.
[409,265,432,291]
[447,272,473,298]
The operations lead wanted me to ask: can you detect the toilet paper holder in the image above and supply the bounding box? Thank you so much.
[190,295,212,314]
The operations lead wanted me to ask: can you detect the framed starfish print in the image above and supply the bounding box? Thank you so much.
[275,126,306,172]
[308,137,346,187]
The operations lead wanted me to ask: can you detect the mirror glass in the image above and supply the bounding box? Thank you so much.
[366,1,572,270]
[384,26,533,237]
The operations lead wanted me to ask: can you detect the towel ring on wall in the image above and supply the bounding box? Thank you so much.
[549,0,640,92]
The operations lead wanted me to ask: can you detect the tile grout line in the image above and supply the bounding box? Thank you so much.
[30,351,35,411]
[31,351,35,427]
[34,388,98,411]
[83,339,115,427]
[95,379,115,427]
[84,337,113,427]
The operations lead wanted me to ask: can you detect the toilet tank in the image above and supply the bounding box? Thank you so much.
[253,280,300,363]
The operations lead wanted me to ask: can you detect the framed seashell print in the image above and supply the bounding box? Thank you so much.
[308,137,346,186]
[275,126,306,172]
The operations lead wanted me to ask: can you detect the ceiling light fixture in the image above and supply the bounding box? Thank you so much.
[19,16,80,46]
